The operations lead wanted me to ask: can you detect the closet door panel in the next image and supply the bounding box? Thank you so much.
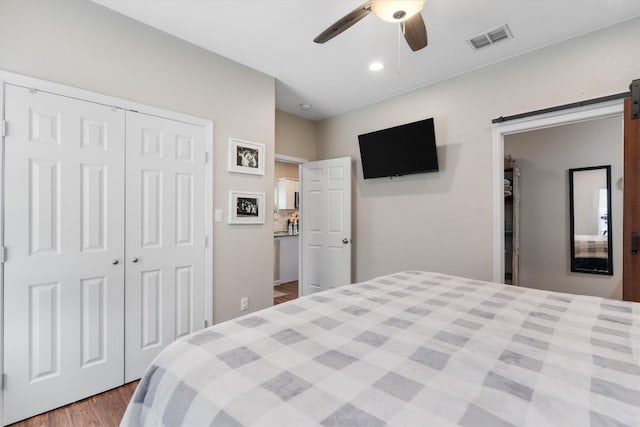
[141,169,163,247]
[125,112,206,382]
[3,85,126,424]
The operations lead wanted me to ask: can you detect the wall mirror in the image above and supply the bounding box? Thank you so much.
[569,165,613,275]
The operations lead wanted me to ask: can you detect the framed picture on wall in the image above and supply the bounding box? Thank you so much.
[228,137,265,175]
[228,191,265,224]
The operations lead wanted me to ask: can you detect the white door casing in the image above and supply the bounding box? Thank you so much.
[300,157,352,295]
[491,100,624,282]
[124,112,206,382]
[3,85,126,424]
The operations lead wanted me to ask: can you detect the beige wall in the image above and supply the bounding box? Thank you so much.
[275,109,317,160]
[273,110,311,234]
[275,162,300,180]
[316,18,639,284]
[505,117,623,299]
[0,0,276,322]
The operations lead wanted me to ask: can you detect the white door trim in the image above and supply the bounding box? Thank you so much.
[0,70,214,422]
[275,153,308,164]
[491,99,624,283]
[0,76,7,423]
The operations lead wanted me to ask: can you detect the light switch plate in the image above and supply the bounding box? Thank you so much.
[214,209,223,223]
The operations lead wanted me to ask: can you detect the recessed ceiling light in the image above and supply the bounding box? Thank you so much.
[299,103,312,110]
[369,61,385,72]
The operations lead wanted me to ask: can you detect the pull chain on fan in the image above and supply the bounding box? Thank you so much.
[397,23,402,74]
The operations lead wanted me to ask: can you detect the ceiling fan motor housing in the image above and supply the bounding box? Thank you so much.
[313,0,429,52]
[371,0,425,22]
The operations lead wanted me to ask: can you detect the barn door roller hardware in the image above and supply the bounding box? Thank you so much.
[631,79,639,120]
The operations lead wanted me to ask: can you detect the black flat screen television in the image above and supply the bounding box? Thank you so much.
[358,118,438,179]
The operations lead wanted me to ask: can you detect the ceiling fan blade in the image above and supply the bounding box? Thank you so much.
[402,12,428,51]
[314,1,371,44]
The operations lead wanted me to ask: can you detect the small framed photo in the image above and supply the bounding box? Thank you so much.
[228,137,265,175]
[228,191,265,224]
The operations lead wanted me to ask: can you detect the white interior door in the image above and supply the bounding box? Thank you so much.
[3,85,125,424]
[124,112,206,382]
[300,157,352,295]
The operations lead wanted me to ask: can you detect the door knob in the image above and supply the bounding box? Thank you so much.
[112,259,119,265]
[342,238,350,244]
[132,257,140,263]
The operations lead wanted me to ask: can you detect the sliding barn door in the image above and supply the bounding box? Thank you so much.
[624,93,640,302]
[3,85,126,424]
[124,112,206,382]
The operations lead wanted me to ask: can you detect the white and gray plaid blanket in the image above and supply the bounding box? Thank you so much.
[121,271,640,427]
[575,236,609,259]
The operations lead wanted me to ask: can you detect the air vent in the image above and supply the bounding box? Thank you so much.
[468,24,513,50]
[469,35,491,50]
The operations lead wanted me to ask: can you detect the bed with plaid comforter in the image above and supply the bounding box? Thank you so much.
[121,271,640,427]
[574,235,609,259]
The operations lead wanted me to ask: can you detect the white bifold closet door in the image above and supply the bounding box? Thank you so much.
[124,112,206,382]
[2,85,207,424]
[3,85,126,424]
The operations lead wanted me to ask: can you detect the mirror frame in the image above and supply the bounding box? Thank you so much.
[569,165,613,275]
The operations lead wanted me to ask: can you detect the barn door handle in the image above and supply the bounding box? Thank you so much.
[632,232,638,255]
[630,79,639,120]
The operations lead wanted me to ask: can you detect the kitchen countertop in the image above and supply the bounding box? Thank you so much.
[274,232,299,237]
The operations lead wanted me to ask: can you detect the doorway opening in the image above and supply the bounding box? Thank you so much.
[273,154,307,304]
[503,118,622,298]
[491,99,624,294]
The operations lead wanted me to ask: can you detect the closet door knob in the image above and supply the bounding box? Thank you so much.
[132,257,140,263]
[112,259,119,265]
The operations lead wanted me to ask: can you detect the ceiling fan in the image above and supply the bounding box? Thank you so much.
[314,0,428,52]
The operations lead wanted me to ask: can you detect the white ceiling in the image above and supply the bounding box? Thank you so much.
[91,0,639,121]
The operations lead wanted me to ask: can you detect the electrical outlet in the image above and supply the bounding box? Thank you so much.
[240,297,249,311]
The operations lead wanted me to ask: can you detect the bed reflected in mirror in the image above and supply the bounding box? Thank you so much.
[569,165,613,275]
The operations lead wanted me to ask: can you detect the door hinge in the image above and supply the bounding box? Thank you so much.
[2,120,6,137]
[204,236,208,248]
[0,246,6,263]
[0,373,5,390]
[204,151,209,164]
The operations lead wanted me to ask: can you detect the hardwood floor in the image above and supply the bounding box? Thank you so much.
[274,280,298,304]
[8,381,138,427]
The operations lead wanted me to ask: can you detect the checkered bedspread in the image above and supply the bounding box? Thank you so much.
[121,271,640,427]
[574,235,609,259]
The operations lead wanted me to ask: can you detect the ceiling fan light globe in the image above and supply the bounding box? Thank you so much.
[371,0,425,23]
